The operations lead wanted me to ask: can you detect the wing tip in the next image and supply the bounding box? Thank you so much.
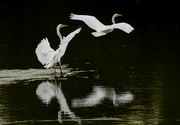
[128,27,134,34]
[78,26,82,31]
[74,26,82,34]
[70,13,75,19]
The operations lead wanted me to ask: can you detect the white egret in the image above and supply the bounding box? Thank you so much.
[70,13,134,37]
[35,24,81,75]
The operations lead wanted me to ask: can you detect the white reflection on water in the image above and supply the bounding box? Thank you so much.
[72,86,134,107]
[36,81,56,104]
[73,86,107,107]
[36,80,81,123]
[36,80,134,123]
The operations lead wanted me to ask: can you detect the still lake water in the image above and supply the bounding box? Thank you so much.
[0,10,180,124]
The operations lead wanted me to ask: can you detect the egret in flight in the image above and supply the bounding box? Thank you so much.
[35,24,81,76]
[70,13,134,37]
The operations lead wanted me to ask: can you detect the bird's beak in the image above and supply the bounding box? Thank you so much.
[118,14,123,16]
[62,24,68,27]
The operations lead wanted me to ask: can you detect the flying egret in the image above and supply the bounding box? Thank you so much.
[35,24,81,76]
[70,13,134,37]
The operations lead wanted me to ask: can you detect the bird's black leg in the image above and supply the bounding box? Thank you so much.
[59,60,62,77]
[98,37,103,51]
[54,63,57,76]
[101,38,105,50]
[98,37,105,51]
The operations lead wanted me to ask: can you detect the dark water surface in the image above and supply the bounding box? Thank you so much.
[1,8,180,125]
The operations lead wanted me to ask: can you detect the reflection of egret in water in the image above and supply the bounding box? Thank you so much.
[72,86,134,107]
[36,81,55,104]
[36,79,81,123]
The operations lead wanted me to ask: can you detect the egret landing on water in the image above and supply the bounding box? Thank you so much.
[35,24,81,76]
[70,13,134,50]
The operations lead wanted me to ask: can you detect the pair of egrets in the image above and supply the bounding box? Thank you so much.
[35,13,134,76]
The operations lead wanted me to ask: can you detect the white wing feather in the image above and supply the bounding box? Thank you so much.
[63,27,82,43]
[59,27,82,58]
[105,23,134,34]
[35,38,55,65]
[70,13,105,32]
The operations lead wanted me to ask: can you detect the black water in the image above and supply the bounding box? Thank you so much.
[1,5,180,124]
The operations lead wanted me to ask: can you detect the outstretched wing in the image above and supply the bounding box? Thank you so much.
[59,27,82,58]
[105,22,134,34]
[70,13,105,32]
[63,27,82,43]
[35,38,55,65]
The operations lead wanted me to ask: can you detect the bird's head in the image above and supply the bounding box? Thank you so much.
[61,24,68,27]
[57,24,68,30]
[114,13,123,17]
[112,14,123,24]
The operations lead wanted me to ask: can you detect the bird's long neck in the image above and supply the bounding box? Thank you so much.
[112,14,117,24]
[57,27,62,42]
